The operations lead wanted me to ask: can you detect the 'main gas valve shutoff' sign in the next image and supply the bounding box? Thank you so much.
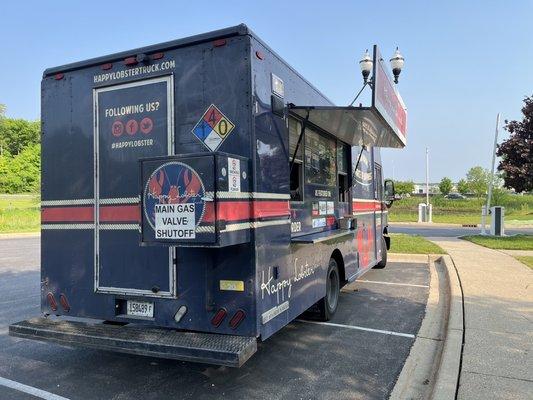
[154,203,196,239]
[142,161,208,243]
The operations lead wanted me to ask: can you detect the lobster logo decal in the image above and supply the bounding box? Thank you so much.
[354,152,373,186]
[143,162,207,230]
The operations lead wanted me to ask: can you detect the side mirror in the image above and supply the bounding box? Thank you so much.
[384,179,395,207]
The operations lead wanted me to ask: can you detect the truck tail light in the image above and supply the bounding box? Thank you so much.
[101,63,113,70]
[54,73,64,80]
[59,293,70,312]
[124,56,138,66]
[229,310,245,329]
[46,292,57,311]
[213,39,226,47]
[211,308,227,327]
[151,52,164,60]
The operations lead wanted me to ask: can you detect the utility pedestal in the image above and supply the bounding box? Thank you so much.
[418,203,432,223]
[481,205,488,235]
[490,206,505,236]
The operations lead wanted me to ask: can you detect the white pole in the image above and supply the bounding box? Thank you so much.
[487,113,500,211]
[483,113,500,234]
[425,147,429,206]
[426,147,430,222]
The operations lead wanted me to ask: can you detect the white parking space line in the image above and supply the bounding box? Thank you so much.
[356,280,429,288]
[0,376,70,400]
[296,320,415,338]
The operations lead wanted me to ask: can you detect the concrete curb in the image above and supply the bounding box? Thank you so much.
[389,255,447,400]
[388,253,432,263]
[389,254,464,400]
[0,232,40,240]
[431,255,464,400]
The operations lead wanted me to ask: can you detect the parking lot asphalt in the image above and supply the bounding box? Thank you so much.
[0,237,429,400]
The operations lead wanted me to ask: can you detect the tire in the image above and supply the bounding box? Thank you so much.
[317,258,340,321]
[374,236,388,269]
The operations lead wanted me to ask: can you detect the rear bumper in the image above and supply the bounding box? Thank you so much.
[9,318,257,367]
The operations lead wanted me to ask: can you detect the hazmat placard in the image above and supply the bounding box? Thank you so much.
[191,104,235,151]
[155,204,196,239]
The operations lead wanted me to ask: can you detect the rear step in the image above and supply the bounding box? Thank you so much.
[9,318,257,367]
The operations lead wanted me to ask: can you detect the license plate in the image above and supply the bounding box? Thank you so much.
[126,300,154,318]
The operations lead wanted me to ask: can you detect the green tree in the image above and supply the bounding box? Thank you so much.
[497,95,533,193]
[0,104,5,155]
[439,177,453,195]
[490,187,508,206]
[0,152,11,191]
[457,179,469,195]
[394,180,415,195]
[0,144,40,193]
[0,118,40,155]
[466,166,490,198]
[12,143,41,192]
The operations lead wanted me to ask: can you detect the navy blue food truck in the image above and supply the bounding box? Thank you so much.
[10,25,407,367]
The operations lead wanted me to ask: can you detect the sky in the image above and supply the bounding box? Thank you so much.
[1,0,532,182]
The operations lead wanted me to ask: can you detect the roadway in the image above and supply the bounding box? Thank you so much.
[0,236,429,400]
[389,223,533,237]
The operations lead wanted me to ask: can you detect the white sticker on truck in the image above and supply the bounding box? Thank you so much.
[155,203,196,239]
[228,157,241,192]
[262,301,289,324]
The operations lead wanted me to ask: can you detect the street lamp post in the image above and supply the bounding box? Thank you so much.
[349,50,373,106]
[359,49,373,84]
[350,47,404,106]
[390,47,405,84]
[426,147,432,222]
[481,113,501,235]
[486,113,501,213]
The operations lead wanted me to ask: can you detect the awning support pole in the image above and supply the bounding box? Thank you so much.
[352,145,367,182]
[289,110,309,174]
[348,81,368,107]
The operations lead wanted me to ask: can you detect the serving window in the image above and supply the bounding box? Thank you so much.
[337,143,350,202]
[289,118,304,201]
[304,128,336,187]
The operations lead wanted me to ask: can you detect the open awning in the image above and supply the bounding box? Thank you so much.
[289,45,408,149]
[289,105,406,149]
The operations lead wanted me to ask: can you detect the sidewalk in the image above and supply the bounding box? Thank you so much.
[0,232,40,240]
[498,249,533,257]
[430,237,533,399]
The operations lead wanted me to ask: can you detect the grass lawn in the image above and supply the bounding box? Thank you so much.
[514,256,533,269]
[461,234,533,250]
[388,195,533,225]
[0,194,40,233]
[389,233,446,254]
[389,212,487,225]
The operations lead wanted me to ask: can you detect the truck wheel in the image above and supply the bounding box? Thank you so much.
[317,258,340,321]
[374,236,388,269]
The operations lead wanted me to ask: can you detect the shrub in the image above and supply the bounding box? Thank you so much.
[0,144,40,193]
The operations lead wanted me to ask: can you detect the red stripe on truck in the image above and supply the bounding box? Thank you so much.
[41,201,289,224]
[99,205,140,222]
[41,207,94,222]
[203,200,289,223]
[352,201,383,212]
